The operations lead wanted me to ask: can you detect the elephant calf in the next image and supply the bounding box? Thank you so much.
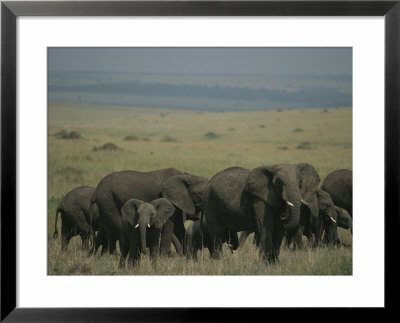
[119,198,175,267]
[335,206,352,230]
[54,186,99,251]
[185,219,239,261]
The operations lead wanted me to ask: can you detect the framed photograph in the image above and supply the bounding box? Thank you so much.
[1,0,398,320]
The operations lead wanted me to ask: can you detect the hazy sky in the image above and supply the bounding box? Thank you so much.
[49,48,352,76]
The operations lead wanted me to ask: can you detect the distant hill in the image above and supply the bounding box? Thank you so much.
[48,71,352,111]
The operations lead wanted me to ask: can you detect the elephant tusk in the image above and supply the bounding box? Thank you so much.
[147,224,151,228]
[301,199,309,206]
[329,216,337,223]
[135,224,139,228]
[285,200,294,207]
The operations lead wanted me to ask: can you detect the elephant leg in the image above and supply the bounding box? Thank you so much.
[254,231,261,247]
[172,234,183,255]
[259,218,276,264]
[90,227,107,255]
[61,225,72,251]
[229,231,239,251]
[109,238,117,254]
[149,229,161,260]
[272,224,284,259]
[285,231,293,249]
[185,232,193,259]
[160,218,174,255]
[128,232,140,266]
[293,229,303,250]
[206,224,224,259]
[192,242,199,261]
[313,218,324,248]
[333,228,341,246]
[118,233,130,268]
[173,219,186,256]
[106,230,117,254]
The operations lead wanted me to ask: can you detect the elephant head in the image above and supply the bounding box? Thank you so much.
[335,206,352,230]
[161,173,208,220]
[121,198,175,254]
[245,163,320,232]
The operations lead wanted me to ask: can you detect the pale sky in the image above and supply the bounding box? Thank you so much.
[49,47,352,76]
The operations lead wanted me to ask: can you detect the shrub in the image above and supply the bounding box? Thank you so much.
[54,129,81,139]
[204,132,220,139]
[161,135,177,142]
[296,142,312,150]
[124,135,139,141]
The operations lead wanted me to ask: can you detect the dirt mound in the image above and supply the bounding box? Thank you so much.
[94,143,122,151]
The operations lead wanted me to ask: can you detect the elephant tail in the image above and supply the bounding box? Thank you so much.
[200,211,204,245]
[89,197,96,248]
[53,207,61,239]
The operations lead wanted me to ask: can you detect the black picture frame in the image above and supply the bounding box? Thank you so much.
[1,0,399,321]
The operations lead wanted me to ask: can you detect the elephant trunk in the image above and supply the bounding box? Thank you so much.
[139,223,147,255]
[282,181,301,232]
[324,210,338,245]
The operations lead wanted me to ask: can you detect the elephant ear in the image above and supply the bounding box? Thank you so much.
[245,166,282,208]
[150,198,175,229]
[121,199,143,227]
[296,163,320,202]
[162,174,206,215]
[184,173,209,205]
[303,191,319,220]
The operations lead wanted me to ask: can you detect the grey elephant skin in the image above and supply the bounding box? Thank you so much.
[92,168,208,255]
[185,219,239,260]
[119,198,175,267]
[286,188,341,249]
[54,186,99,251]
[240,187,343,249]
[321,169,352,218]
[202,163,319,263]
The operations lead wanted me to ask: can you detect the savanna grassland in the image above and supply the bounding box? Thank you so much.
[48,102,352,275]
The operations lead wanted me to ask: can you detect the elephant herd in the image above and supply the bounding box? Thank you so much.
[53,165,352,267]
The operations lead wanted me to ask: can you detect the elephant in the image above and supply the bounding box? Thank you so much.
[285,188,339,249]
[53,186,99,251]
[202,163,320,263]
[92,168,208,256]
[286,189,354,249]
[185,219,239,260]
[335,206,352,230]
[321,169,352,217]
[119,198,175,267]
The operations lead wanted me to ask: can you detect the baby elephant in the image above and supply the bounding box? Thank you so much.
[335,206,352,231]
[185,220,239,260]
[54,186,99,251]
[119,198,175,267]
